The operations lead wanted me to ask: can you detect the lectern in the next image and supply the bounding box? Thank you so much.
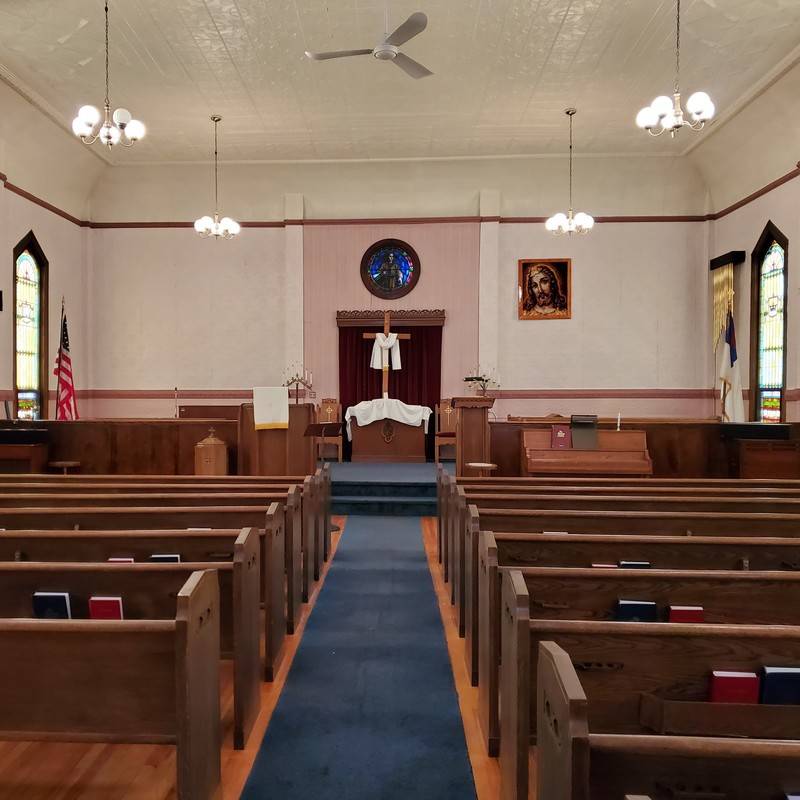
[237,402,315,475]
[452,396,495,477]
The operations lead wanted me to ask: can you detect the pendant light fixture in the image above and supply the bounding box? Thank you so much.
[635,0,715,137]
[194,116,241,240]
[546,109,594,236]
[72,1,145,148]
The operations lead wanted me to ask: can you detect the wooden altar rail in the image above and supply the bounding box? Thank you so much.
[0,569,221,800]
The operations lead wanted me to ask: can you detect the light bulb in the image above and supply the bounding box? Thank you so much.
[545,216,558,232]
[100,124,121,145]
[72,117,86,136]
[202,215,214,229]
[574,212,594,231]
[661,112,679,131]
[229,220,241,235]
[651,95,674,118]
[686,91,711,115]
[636,107,659,130]
[125,119,145,140]
[112,107,132,127]
[696,99,715,121]
[78,104,100,126]
[194,218,206,233]
[219,216,233,232]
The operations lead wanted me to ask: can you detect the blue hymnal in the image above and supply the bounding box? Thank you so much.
[615,599,658,622]
[618,560,651,569]
[32,592,72,619]
[761,667,800,705]
[148,554,181,563]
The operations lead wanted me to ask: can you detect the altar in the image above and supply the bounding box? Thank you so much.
[345,398,432,462]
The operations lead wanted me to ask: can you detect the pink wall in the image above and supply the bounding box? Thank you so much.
[303,222,480,404]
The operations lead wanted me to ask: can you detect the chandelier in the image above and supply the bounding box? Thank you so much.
[72,1,145,148]
[635,0,715,137]
[546,109,594,236]
[194,116,241,240]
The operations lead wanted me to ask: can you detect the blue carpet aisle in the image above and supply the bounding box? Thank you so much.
[241,466,475,799]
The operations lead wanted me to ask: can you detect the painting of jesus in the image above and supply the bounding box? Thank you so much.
[518,259,572,320]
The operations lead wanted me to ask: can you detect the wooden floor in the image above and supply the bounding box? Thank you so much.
[420,516,502,800]
[0,519,346,800]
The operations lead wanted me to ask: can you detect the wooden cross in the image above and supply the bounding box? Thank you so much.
[363,310,411,398]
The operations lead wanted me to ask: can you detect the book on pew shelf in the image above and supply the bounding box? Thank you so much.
[668,605,705,623]
[186,528,212,531]
[550,424,572,449]
[108,557,134,563]
[32,592,72,619]
[591,563,619,569]
[618,560,651,569]
[89,596,124,620]
[710,671,759,704]
[761,667,800,705]
[615,599,658,622]
[148,554,181,563]
[543,531,569,535]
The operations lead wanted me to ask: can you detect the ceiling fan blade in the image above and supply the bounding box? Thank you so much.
[304,49,373,61]
[393,52,433,79]
[385,12,427,46]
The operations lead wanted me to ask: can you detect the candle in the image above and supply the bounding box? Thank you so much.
[617,412,621,431]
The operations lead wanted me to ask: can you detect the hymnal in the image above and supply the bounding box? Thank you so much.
[89,596,124,620]
[148,554,181,563]
[710,671,759,704]
[761,666,800,705]
[108,557,134,563]
[550,424,572,449]
[668,605,704,623]
[615,599,658,622]
[32,592,72,619]
[619,560,651,569]
[591,563,619,569]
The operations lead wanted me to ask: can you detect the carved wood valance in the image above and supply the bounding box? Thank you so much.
[336,309,446,328]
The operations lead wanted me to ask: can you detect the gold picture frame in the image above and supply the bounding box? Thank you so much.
[518,258,572,320]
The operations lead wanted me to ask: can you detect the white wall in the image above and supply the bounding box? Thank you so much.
[86,227,286,400]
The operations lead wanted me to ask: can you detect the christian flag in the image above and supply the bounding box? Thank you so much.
[719,309,745,423]
[53,299,79,420]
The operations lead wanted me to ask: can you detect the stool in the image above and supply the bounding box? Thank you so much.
[48,460,81,476]
[465,461,497,478]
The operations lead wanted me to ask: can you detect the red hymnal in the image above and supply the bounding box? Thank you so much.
[710,671,759,704]
[550,424,572,449]
[89,596,124,620]
[668,605,705,623]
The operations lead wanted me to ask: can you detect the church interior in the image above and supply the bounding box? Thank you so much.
[2,1,800,798]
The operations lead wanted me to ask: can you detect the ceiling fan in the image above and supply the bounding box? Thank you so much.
[304,10,433,79]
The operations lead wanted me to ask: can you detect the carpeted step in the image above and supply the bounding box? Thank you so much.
[331,481,436,499]
[331,495,437,517]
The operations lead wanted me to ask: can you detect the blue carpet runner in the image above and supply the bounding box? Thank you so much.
[241,514,476,800]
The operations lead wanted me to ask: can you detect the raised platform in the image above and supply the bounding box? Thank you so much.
[330,462,446,516]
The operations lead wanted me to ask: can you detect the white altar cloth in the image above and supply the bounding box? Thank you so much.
[344,398,432,441]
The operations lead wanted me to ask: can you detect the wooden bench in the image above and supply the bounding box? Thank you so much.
[500,570,800,800]
[537,641,800,800]
[1,523,285,683]
[0,550,259,750]
[0,569,221,800]
[0,495,306,634]
[480,562,800,756]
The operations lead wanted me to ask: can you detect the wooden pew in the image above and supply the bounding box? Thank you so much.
[1,523,285,684]
[536,641,800,800]
[0,493,305,635]
[500,570,800,800]
[480,562,800,757]
[0,550,259,750]
[0,569,221,800]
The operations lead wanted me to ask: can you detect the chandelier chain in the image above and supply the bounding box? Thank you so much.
[568,111,573,213]
[104,1,110,108]
[214,117,219,213]
[675,0,680,95]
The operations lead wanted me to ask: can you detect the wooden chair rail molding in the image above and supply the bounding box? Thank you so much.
[335,309,446,327]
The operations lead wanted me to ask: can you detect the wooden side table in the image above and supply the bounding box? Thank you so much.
[465,461,497,478]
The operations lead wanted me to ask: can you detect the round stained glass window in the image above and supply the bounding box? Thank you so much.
[360,239,421,300]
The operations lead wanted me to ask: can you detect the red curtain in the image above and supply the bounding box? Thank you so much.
[338,325,442,413]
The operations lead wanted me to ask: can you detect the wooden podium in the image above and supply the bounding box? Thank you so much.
[453,396,495,477]
[237,402,315,476]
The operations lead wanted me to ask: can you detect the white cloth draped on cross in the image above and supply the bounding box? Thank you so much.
[369,333,402,371]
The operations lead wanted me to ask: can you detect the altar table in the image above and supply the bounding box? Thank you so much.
[345,399,432,463]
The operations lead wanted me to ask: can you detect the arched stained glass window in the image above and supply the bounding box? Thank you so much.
[751,222,788,423]
[13,233,48,420]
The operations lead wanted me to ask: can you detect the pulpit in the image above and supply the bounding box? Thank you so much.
[453,396,495,477]
[237,402,315,475]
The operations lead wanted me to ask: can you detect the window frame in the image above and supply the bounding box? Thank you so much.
[12,231,49,420]
[749,220,789,423]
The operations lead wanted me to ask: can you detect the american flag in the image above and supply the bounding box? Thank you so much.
[53,299,79,420]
